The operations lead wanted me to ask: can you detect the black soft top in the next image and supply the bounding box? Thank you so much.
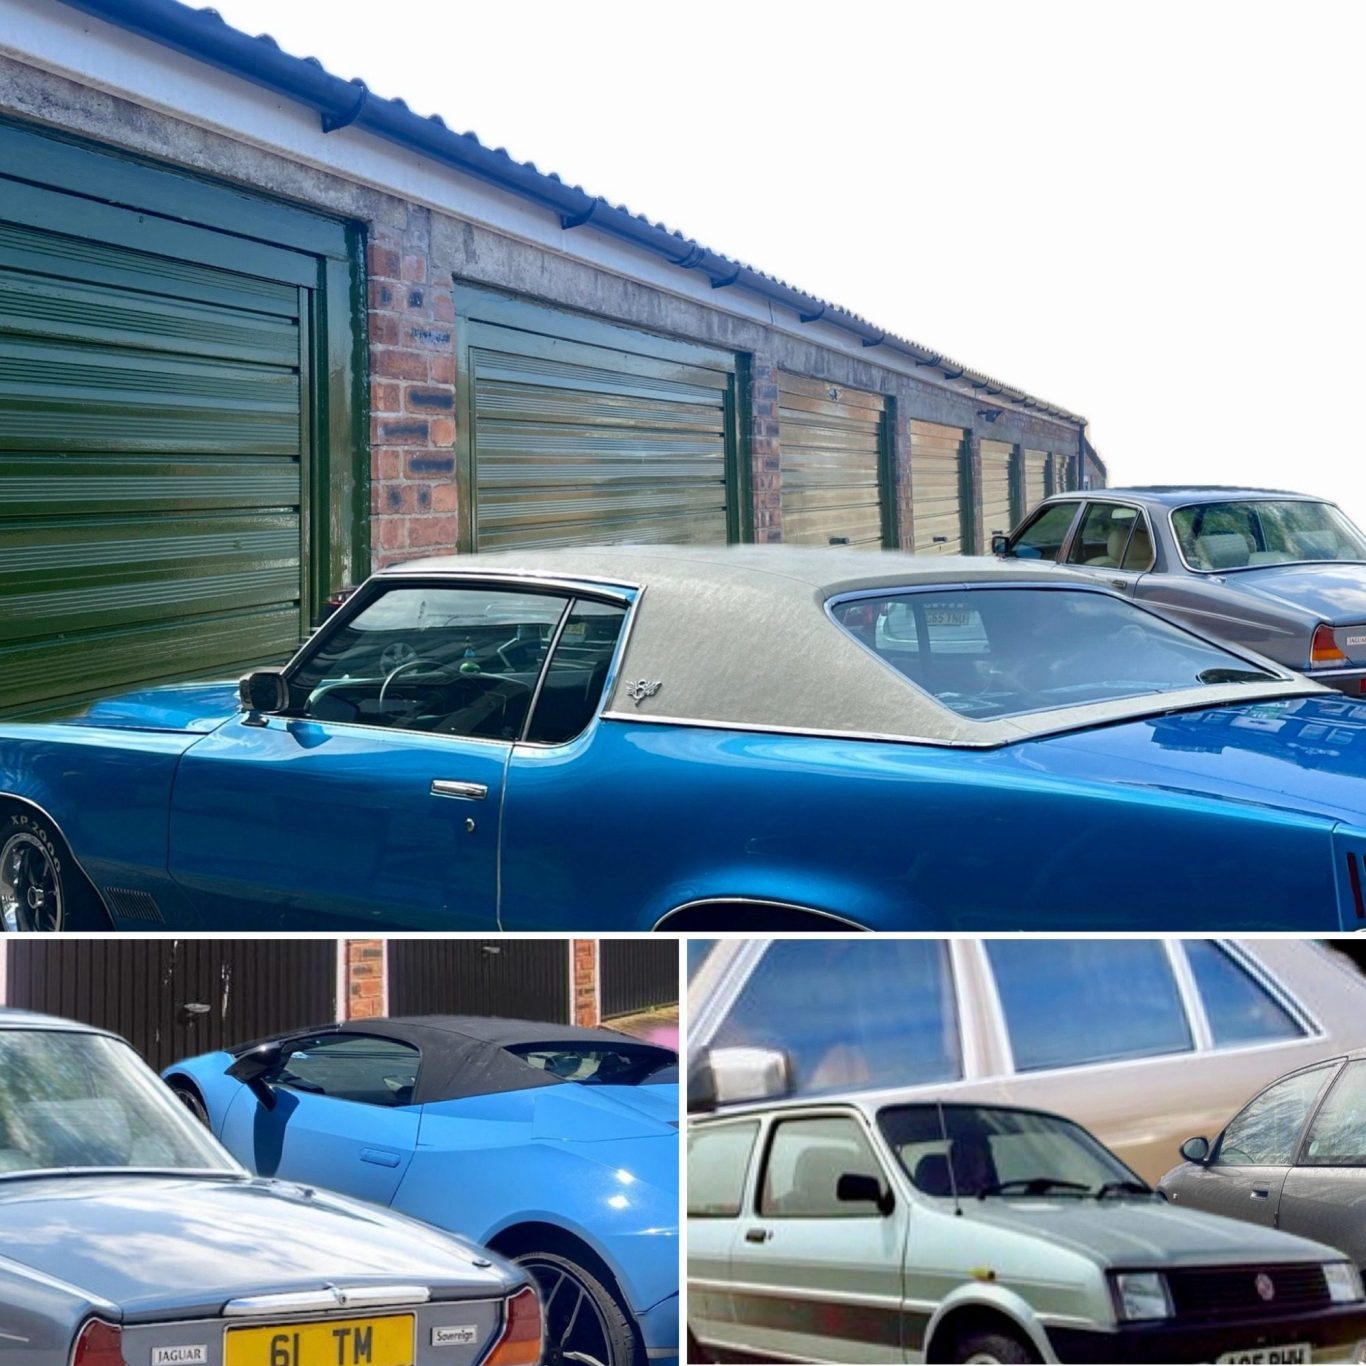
[234,1014,673,1105]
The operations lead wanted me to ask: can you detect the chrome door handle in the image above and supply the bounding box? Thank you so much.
[744,1228,772,1244]
[1109,579,1128,591]
[1251,1187,1270,1199]
[430,780,487,801]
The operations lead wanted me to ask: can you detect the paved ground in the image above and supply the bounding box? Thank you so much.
[606,1004,679,1049]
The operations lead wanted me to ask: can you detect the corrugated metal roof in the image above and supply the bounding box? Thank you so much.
[58,0,1087,425]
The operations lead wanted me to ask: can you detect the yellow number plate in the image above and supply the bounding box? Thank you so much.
[225,1315,415,1366]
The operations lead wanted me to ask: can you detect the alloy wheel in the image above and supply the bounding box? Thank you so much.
[0,832,63,933]
[518,1257,616,1366]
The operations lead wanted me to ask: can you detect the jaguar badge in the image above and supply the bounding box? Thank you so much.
[1255,1272,1275,1302]
[625,679,662,706]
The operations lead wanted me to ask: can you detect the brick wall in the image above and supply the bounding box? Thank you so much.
[573,939,600,1027]
[368,206,459,569]
[345,938,386,1019]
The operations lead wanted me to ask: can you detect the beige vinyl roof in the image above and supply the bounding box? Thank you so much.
[388,545,1323,748]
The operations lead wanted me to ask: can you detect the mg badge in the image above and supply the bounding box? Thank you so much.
[1255,1272,1275,1302]
[625,679,662,706]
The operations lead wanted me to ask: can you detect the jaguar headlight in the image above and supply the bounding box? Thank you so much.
[1325,1261,1364,1304]
[1111,1271,1173,1322]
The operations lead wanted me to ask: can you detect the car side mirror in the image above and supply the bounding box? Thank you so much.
[837,1171,894,1216]
[991,533,1011,556]
[1180,1135,1211,1164]
[686,1056,718,1115]
[227,1041,285,1110]
[238,669,288,716]
[687,1047,792,1112]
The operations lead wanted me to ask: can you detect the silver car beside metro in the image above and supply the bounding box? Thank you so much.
[997,486,1366,694]
[686,1051,1366,1364]
[0,1008,541,1366]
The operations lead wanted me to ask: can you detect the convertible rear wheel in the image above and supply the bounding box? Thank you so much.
[167,1078,211,1127]
[515,1250,637,1366]
[0,811,70,932]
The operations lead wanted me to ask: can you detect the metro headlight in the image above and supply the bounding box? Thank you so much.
[1325,1261,1364,1304]
[1111,1271,1173,1322]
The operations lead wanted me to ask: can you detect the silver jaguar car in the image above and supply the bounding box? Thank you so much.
[998,487,1366,695]
[0,1008,541,1366]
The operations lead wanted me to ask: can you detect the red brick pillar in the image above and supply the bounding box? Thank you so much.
[750,357,782,543]
[573,939,600,1027]
[345,939,386,1019]
[367,206,458,568]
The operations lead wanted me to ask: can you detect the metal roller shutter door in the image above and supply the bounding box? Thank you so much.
[980,439,1014,544]
[910,419,968,554]
[777,372,890,548]
[600,940,680,1019]
[461,291,739,550]
[1024,448,1049,513]
[387,938,571,1022]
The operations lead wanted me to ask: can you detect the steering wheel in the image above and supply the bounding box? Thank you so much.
[378,657,463,704]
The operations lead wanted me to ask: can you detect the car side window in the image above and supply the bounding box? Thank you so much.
[760,1116,886,1218]
[1183,941,1305,1047]
[1300,1061,1366,1166]
[687,1121,760,1217]
[1066,503,1152,570]
[524,598,628,744]
[1216,1065,1334,1167]
[1009,501,1080,562]
[287,584,570,740]
[985,941,1192,1071]
[710,940,962,1095]
[267,1034,421,1108]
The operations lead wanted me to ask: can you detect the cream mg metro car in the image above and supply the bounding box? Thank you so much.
[686,1072,1366,1364]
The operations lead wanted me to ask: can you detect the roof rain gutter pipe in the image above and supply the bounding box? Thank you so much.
[57,0,1083,422]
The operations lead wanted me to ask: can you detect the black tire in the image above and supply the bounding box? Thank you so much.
[167,1078,211,1127]
[0,809,104,932]
[952,1329,1038,1365]
[514,1249,639,1366]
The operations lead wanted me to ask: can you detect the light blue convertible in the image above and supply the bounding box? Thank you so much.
[4,544,1366,930]
[0,1007,541,1366]
[166,1015,680,1366]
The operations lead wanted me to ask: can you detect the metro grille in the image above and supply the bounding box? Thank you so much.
[1167,1264,1329,1320]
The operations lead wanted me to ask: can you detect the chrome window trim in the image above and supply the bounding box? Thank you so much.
[655,900,866,935]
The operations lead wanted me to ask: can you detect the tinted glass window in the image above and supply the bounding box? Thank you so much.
[830,588,1274,721]
[986,941,1192,1071]
[1184,941,1305,1047]
[711,940,961,1095]
[1010,502,1080,562]
[1067,503,1145,568]
[1301,1062,1366,1166]
[525,598,628,744]
[1172,500,1366,570]
[269,1034,421,1108]
[687,1121,759,1217]
[506,1042,675,1086]
[760,1116,885,1218]
[1217,1066,1333,1167]
[289,584,568,739]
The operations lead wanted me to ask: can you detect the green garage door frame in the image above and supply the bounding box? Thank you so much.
[455,285,748,551]
[0,118,365,719]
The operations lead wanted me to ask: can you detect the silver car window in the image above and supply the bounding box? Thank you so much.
[1172,500,1366,571]
[1216,1065,1335,1167]
[710,940,961,1096]
[759,1116,885,1218]
[985,941,1193,1072]
[1184,941,1305,1047]
[688,1121,759,1217]
[1300,1061,1366,1167]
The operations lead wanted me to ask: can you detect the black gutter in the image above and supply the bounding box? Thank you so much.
[58,0,1085,424]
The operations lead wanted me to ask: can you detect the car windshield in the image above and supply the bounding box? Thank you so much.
[506,1042,677,1085]
[1171,499,1366,571]
[878,1103,1152,1200]
[830,587,1279,720]
[0,1028,240,1178]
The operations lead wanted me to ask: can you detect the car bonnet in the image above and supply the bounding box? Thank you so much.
[0,1174,513,1321]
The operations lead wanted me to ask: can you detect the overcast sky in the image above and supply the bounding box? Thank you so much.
[212,0,1366,522]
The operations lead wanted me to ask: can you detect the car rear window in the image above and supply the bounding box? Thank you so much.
[829,586,1277,720]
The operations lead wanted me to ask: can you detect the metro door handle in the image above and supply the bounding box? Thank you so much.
[360,1148,402,1168]
[430,780,488,801]
[744,1227,772,1244]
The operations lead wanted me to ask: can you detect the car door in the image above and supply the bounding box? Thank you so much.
[218,1031,422,1207]
[1172,1062,1337,1228]
[686,1118,762,1352]
[168,579,579,930]
[727,1112,910,1364]
[1279,1058,1366,1268]
[1061,500,1156,598]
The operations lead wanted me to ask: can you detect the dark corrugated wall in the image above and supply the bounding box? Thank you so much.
[387,938,570,1022]
[600,940,679,1019]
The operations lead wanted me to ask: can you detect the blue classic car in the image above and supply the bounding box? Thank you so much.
[166,1015,680,1366]
[1000,487,1366,694]
[0,1007,541,1366]
[4,544,1366,930]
